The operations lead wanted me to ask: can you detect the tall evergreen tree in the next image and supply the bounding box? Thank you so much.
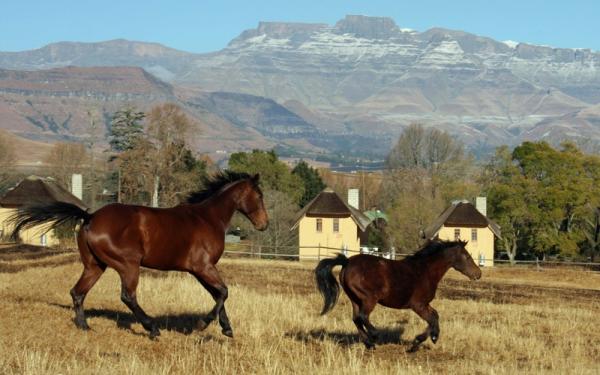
[292,160,325,207]
[109,107,145,152]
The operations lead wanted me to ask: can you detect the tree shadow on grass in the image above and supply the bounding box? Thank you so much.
[285,322,410,348]
[49,303,215,338]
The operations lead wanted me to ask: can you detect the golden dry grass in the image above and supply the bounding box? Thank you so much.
[1,253,599,374]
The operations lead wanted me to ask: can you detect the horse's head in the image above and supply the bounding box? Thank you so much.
[237,174,269,231]
[448,240,481,281]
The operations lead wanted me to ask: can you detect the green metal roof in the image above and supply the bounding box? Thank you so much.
[364,209,388,223]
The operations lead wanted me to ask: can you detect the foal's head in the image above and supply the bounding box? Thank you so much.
[237,174,269,231]
[446,240,482,280]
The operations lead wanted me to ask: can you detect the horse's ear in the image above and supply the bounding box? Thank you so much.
[252,173,260,183]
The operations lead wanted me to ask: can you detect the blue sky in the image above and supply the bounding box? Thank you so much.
[1,0,599,52]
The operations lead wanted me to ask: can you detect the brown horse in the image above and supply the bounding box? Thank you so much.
[9,171,268,339]
[315,239,481,351]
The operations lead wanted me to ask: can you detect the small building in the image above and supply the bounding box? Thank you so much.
[0,176,87,246]
[423,198,500,267]
[292,187,370,259]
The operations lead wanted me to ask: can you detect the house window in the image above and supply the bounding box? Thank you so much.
[471,228,478,242]
[454,228,461,241]
[316,218,322,233]
[333,218,340,233]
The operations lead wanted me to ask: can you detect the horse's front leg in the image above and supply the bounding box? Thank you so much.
[192,265,233,337]
[408,304,440,352]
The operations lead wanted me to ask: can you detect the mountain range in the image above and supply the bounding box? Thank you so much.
[2,15,600,162]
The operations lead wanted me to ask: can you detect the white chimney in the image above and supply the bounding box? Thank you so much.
[71,174,83,200]
[348,188,359,209]
[476,196,487,217]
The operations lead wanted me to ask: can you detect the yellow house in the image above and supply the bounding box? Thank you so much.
[423,199,501,267]
[292,188,370,260]
[0,176,87,247]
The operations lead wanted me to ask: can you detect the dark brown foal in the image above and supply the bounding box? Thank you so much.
[315,240,481,351]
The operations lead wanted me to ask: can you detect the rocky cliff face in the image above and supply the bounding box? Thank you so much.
[0,67,322,160]
[2,15,600,155]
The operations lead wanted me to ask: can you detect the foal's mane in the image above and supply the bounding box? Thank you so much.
[186,170,253,204]
[408,239,467,259]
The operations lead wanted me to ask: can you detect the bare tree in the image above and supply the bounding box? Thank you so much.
[46,142,87,191]
[145,103,199,207]
[0,131,16,193]
[386,123,464,171]
[382,123,476,252]
[0,131,15,166]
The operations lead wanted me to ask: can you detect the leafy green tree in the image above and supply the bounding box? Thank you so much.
[513,142,593,257]
[228,150,304,205]
[483,146,536,263]
[228,150,304,253]
[292,160,325,207]
[484,141,600,261]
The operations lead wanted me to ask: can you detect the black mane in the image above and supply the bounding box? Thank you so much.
[408,239,467,259]
[186,170,253,204]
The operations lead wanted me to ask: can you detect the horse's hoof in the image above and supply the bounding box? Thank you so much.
[222,328,234,338]
[74,320,90,331]
[431,334,438,344]
[364,341,375,350]
[407,345,419,353]
[197,320,209,331]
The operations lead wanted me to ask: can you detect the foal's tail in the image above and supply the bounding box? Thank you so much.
[8,202,91,241]
[315,253,349,315]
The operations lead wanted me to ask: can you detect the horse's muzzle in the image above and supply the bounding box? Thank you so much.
[256,221,269,231]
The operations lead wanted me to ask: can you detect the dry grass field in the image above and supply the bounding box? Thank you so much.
[1,247,599,374]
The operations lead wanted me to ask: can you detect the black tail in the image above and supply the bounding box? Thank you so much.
[315,253,349,315]
[8,202,91,242]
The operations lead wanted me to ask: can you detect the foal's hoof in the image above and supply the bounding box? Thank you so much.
[149,328,161,340]
[222,328,234,338]
[74,320,90,331]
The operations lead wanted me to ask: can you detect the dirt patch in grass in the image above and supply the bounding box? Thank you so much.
[0,244,78,273]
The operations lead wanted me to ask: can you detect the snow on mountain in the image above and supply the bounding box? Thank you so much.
[3,15,600,155]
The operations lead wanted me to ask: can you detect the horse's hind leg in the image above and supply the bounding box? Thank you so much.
[70,233,106,330]
[192,264,232,337]
[351,300,376,349]
[118,266,160,339]
[408,304,440,352]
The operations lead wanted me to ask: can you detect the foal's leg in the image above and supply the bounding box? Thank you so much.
[192,265,232,337]
[118,266,160,339]
[409,304,440,352]
[351,300,376,349]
